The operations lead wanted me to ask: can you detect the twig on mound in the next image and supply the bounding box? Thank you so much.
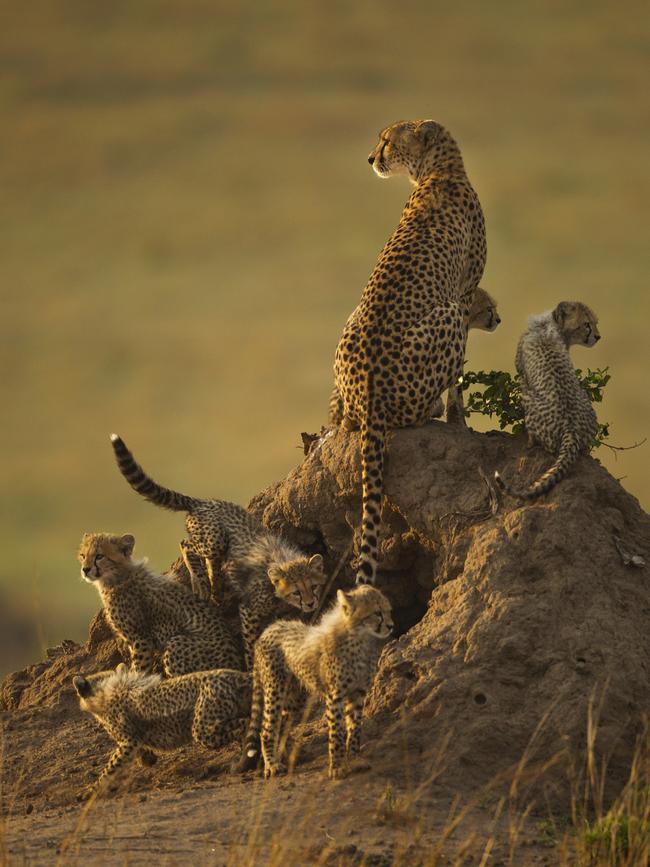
[310,540,355,623]
[599,436,647,458]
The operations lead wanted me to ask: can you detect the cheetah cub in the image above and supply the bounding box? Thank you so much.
[74,663,251,794]
[329,288,501,427]
[245,584,393,780]
[110,434,328,669]
[78,532,242,675]
[495,301,600,499]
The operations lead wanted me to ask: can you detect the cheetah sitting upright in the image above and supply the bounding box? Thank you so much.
[110,435,328,668]
[73,663,251,794]
[495,301,600,499]
[78,532,243,675]
[334,119,486,584]
[244,585,393,780]
[329,286,500,427]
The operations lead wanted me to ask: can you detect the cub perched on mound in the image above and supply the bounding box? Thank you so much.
[74,663,251,794]
[110,434,328,669]
[496,301,600,499]
[78,532,242,675]
[244,584,392,780]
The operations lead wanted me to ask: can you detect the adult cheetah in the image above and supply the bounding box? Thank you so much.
[334,119,486,584]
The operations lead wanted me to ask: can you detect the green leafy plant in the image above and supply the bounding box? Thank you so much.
[459,366,611,448]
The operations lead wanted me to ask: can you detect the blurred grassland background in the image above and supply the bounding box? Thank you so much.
[1,0,649,672]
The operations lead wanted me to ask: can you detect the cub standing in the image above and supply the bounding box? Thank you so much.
[244,584,393,780]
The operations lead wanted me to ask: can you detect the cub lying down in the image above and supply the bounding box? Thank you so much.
[74,663,251,794]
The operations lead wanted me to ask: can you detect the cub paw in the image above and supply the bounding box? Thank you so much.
[263,763,285,780]
[328,764,349,781]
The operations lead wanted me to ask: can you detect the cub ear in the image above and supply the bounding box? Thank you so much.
[553,301,574,324]
[308,554,324,570]
[267,565,283,586]
[116,662,127,674]
[73,675,90,698]
[416,120,440,147]
[336,589,351,612]
[119,534,135,556]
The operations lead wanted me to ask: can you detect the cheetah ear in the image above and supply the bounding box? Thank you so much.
[336,589,352,613]
[73,675,91,697]
[119,534,135,556]
[116,662,127,675]
[553,302,574,324]
[308,554,324,571]
[416,120,440,147]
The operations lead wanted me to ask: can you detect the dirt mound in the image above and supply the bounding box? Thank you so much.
[2,422,649,814]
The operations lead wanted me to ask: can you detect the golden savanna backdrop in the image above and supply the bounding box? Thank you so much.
[1,0,649,671]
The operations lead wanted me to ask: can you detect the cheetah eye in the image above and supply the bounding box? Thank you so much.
[95,554,104,562]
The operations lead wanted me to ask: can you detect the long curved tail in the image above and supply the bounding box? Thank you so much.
[110,434,197,513]
[356,372,387,584]
[494,431,581,500]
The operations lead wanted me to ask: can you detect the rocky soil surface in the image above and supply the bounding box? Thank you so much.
[2,422,649,864]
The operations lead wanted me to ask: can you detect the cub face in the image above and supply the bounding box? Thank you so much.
[73,663,129,713]
[78,532,135,585]
[553,301,600,347]
[268,554,328,614]
[337,585,393,638]
[368,119,444,180]
[469,288,501,332]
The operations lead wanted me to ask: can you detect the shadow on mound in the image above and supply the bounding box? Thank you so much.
[2,422,649,809]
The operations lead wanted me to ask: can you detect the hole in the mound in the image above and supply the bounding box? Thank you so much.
[473,692,488,706]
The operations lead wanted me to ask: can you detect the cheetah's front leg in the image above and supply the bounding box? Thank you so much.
[180,540,211,601]
[94,739,140,793]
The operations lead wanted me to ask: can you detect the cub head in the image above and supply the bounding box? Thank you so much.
[469,288,501,332]
[336,585,393,638]
[78,532,136,586]
[553,301,600,347]
[72,663,127,714]
[368,119,460,183]
[268,553,328,614]
[73,663,158,715]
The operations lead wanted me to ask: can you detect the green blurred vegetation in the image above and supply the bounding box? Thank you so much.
[1,0,648,672]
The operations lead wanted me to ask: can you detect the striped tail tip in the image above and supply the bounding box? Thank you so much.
[110,433,121,444]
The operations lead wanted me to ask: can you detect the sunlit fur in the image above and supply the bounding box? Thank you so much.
[368,119,464,184]
[242,585,393,780]
[110,434,329,669]
[468,287,501,333]
[495,301,601,499]
[335,118,486,584]
[77,532,242,675]
[73,663,252,794]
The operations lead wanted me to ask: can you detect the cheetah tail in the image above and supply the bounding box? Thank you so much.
[243,665,264,760]
[110,434,197,513]
[356,371,386,585]
[494,431,580,501]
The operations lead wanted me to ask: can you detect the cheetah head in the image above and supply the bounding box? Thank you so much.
[73,663,159,714]
[469,287,501,332]
[553,301,600,348]
[268,553,328,614]
[368,119,461,183]
[337,585,393,639]
[78,532,136,587]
